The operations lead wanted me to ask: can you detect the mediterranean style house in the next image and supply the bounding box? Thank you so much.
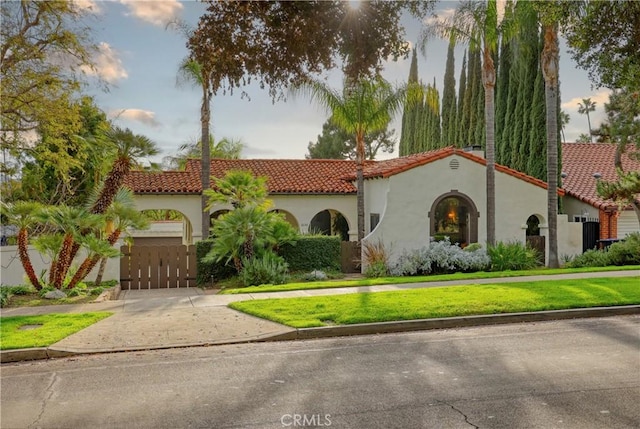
[122,143,639,268]
[2,143,638,286]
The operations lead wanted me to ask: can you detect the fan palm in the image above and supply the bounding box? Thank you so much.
[176,57,213,238]
[204,170,268,210]
[292,77,410,241]
[90,125,158,215]
[0,201,43,289]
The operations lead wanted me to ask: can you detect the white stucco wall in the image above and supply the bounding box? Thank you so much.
[363,154,569,267]
[133,194,202,242]
[563,197,599,222]
[364,178,390,234]
[0,245,120,287]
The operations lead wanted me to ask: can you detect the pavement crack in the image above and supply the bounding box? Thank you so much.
[438,400,479,429]
[29,372,58,429]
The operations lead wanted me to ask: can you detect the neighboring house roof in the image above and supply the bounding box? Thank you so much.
[561,143,640,210]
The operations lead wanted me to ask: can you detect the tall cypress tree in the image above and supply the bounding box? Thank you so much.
[470,47,485,148]
[455,52,467,147]
[441,36,457,147]
[525,29,546,180]
[428,80,442,149]
[399,48,419,156]
[495,1,513,164]
[510,1,538,172]
[460,47,475,146]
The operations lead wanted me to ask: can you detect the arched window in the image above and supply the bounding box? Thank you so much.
[309,209,350,241]
[429,191,479,247]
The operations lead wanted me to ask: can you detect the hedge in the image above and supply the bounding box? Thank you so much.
[278,235,341,272]
[195,239,236,286]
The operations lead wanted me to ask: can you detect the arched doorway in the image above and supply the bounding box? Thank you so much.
[525,214,545,263]
[430,191,479,247]
[309,209,349,241]
[270,209,300,231]
[136,209,192,245]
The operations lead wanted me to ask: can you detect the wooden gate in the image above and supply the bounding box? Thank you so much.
[526,235,545,264]
[120,245,197,289]
[341,241,361,273]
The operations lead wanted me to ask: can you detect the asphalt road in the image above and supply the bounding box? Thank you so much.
[2,316,639,429]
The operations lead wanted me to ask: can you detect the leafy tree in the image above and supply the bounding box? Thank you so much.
[307,120,395,160]
[577,98,596,142]
[293,77,411,242]
[564,0,640,91]
[594,89,640,226]
[17,97,111,205]
[1,1,99,186]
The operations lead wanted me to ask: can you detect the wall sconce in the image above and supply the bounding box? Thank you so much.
[593,172,602,180]
[561,172,568,179]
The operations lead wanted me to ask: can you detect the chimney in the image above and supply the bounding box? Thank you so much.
[463,145,484,159]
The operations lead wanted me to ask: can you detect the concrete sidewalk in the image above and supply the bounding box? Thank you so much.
[2,270,639,363]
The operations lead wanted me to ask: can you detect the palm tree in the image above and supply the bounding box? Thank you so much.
[425,0,499,245]
[541,22,560,268]
[577,98,596,142]
[292,77,409,242]
[0,201,43,290]
[165,134,243,170]
[90,126,158,215]
[70,188,149,288]
[560,110,570,143]
[176,58,213,239]
[35,205,103,289]
[204,170,268,210]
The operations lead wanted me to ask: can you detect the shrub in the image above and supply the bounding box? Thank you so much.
[487,241,540,271]
[196,239,236,286]
[566,248,611,268]
[240,252,289,286]
[363,239,390,277]
[0,288,11,307]
[8,284,35,295]
[279,235,341,271]
[606,233,640,266]
[90,287,105,296]
[391,238,490,276]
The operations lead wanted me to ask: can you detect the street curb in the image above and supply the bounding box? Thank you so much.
[2,305,638,364]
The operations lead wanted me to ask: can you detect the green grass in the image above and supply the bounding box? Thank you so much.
[0,312,112,350]
[220,265,640,294]
[228,277,640,328]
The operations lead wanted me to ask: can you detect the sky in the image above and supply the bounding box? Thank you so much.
[80,0,612,165]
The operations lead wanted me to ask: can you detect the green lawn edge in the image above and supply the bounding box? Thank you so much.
[0,312,112,350]
[220,265,640,294]
[228,277,640,328]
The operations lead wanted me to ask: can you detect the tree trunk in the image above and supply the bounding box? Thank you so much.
[482,47,496,247]
[17,228,41,290]
[94,257,108,286]
[201,86,211,240]
[542,24,560,268]
[356,132,365,243]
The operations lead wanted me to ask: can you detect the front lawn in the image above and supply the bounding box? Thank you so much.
[0,312,112,350]
[220,265,640,294]
[228,277,640,328]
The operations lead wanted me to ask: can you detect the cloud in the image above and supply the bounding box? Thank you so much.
[72,0,102,14]
[81,42,128,83]
[119,0,183,27]
[110,109,161,127]
[423,7,455,26]
[561,90,611,113]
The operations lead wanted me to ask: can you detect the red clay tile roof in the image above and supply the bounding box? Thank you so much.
[561,143,640,210]
[356,147,564,195]
[123,170,201,194]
